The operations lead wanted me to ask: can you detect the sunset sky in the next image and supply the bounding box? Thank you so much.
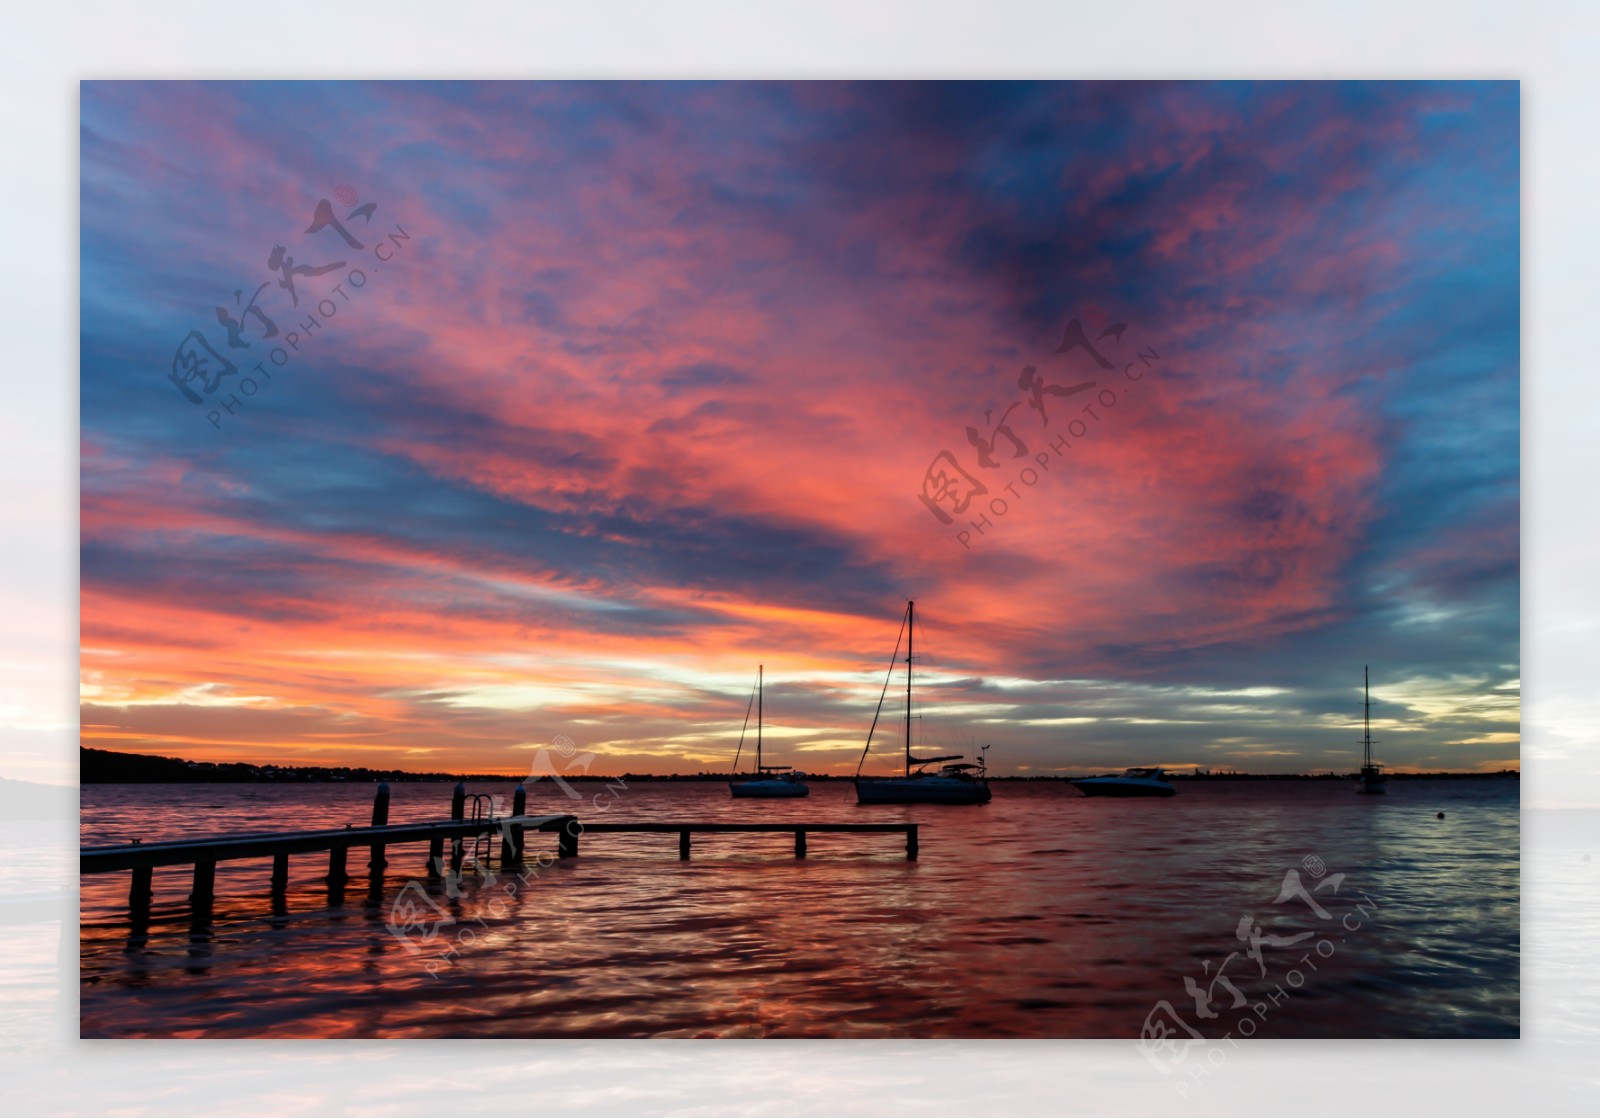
[79,80,1520,777]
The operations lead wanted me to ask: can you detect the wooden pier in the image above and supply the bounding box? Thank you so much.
[78,781,581,915]
[79,783,921,916]
[571,821,918,861]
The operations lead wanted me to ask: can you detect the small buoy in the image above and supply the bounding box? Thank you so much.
[1437,812,1445,819]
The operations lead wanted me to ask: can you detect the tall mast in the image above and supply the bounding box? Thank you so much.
[1363,664,1371,767]
[757,663,763,771]
[905,600,914,777]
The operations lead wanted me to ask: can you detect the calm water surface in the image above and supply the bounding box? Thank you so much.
[78,779,1519,1038]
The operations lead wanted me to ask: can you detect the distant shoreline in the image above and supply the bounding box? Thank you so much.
[79,747,1518,785]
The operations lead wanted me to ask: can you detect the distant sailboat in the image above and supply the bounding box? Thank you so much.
[729,665,809,798]
[1357,664,1387,795]
[854,600,992,805]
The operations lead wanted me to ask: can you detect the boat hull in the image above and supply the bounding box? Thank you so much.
[730,780,809,798]
[1070,778,1176,798]
[855,778,991,805]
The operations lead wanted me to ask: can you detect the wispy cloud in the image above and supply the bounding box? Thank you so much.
[79,81,1519,775]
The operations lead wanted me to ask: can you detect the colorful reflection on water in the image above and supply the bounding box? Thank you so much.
[79,779,1518,1038]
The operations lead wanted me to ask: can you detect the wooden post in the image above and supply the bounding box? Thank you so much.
[450,781,466,871]
[906,824,919,861]
[368,781,390,876]
[678,829,691,861]
[794,830,807,859]
[190,860,215,906]
[270,853,289,894]
[129,866,153,914]
[558,818,580,859]
[427,833,444,877]
[327,844,349,888]
[502,784,526,866]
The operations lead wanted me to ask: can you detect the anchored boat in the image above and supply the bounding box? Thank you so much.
[729,664,810,798]
[1069,766,1177,797]
[853,600,992,806]
[1356,664,1387,795]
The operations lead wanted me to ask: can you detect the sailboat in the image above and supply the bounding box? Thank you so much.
[729,664,810,798]
[854,600,992,805]
[1356,664,1387,795]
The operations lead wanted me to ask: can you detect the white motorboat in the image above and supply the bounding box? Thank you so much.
[1069,767,1177,797]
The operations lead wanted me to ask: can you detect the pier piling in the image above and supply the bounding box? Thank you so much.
[559,819,580,859]
[368,782,390,874]
[270,852,289,894]
[449,782,466,872]
[503,784,527,866]
[190,860,215,906]
[795,831,807,858]
[129,866,153,913]
[327,844,349,889]
[679,830,691,860]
